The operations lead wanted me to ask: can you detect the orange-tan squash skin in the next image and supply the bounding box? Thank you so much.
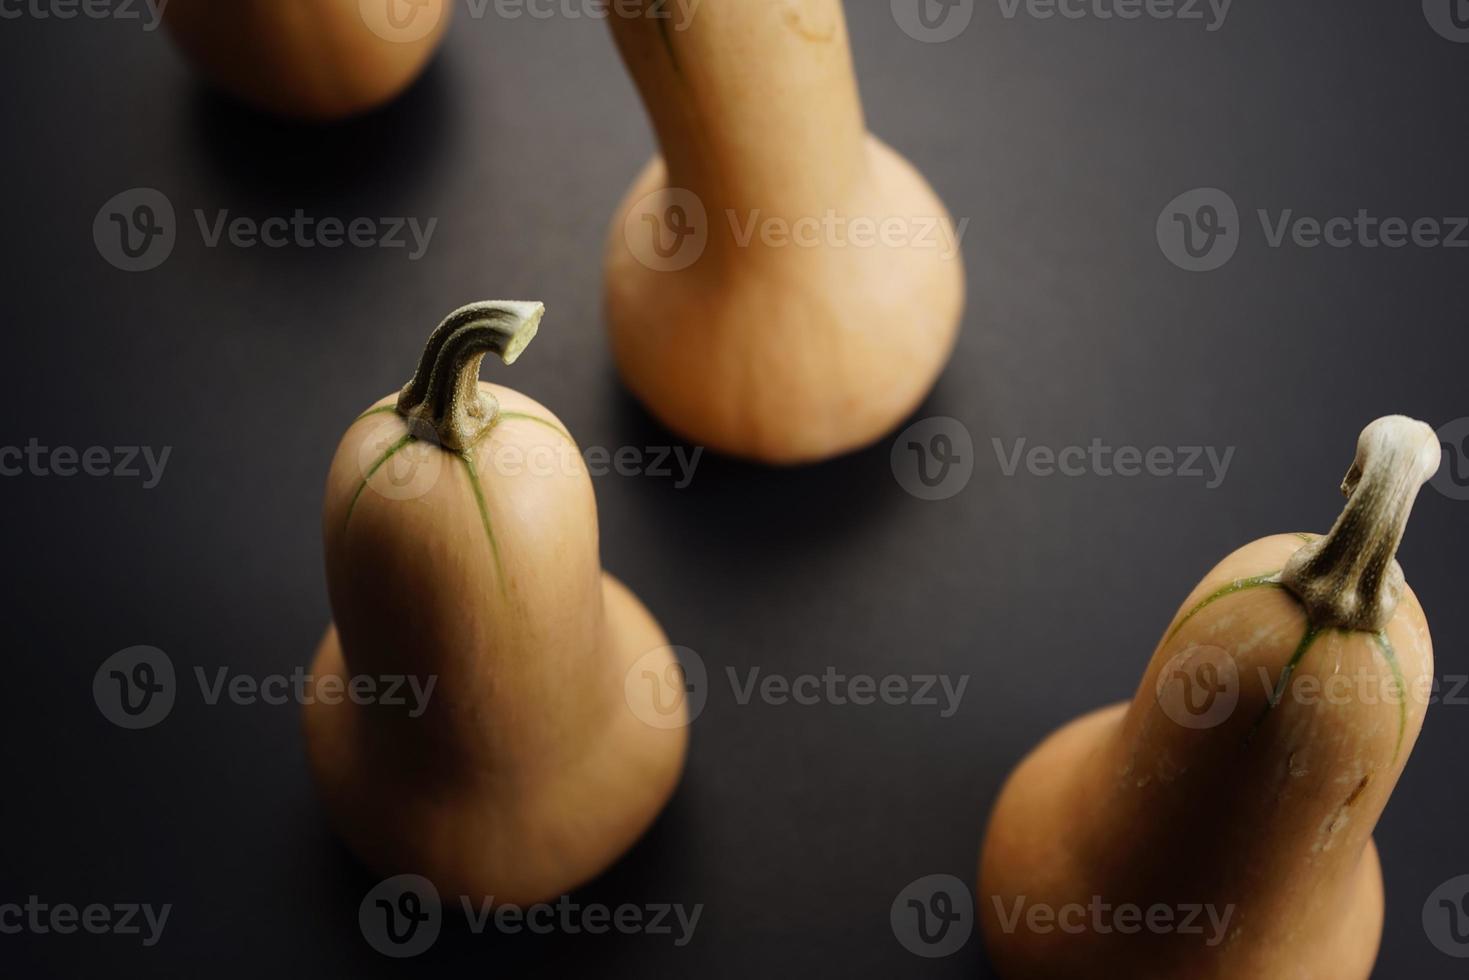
[603,0,965,464]
[979,533,1432,979]
[163,0,451,120]
[303,380,687,903]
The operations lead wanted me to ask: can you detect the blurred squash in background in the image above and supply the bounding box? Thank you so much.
[163,0,451,121]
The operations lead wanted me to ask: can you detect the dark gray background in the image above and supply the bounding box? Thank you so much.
[2,0,1467,976]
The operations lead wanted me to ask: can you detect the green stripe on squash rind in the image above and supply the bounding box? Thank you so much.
[1163,556,1407,761]
[341,409,574,599]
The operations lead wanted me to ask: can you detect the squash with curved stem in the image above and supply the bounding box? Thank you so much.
[603,0,966,464]
[978,416,1441,979]
[303,302,688,903]
[163,0,451,120]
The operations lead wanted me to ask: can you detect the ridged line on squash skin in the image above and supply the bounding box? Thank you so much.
[341,408,566,599]
[1166,533,1411,756]
[1165,571,1284,644]
[352,404,399,424]
[1372,632,1409,764]
[1260,623,1325,718]
[494,411,573,444]
[344,433,416,530]
[459,452,508,600]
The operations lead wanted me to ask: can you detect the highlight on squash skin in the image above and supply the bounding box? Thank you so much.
[162,0,452,121]
[603,0,966,464]
[305,302,688,904]
[978,416,1440,980]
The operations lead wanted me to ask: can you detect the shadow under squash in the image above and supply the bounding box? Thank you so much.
[186,55,454,206]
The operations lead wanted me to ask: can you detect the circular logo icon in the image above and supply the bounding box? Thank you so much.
[93,646,176,730]
[1156,187,1240,272]
[624,645,706,729]
[891,417,975,501]
[622,187,708,272]
[891,0,975,42]
[360,0,444,43]
[1424,875,1469,958]
[360,874,442,958]
[891,874,974,958]
[94,188,176,273]
[354,418,445,505]
[1431,417,1469,501]
[1155,644,1239,729]
[1424,0,1469,42]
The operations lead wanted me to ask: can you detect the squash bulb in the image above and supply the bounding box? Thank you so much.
[978,416,1441,979]
[304,302,688,903]
[603,0,965,464]
[163,0,451,120]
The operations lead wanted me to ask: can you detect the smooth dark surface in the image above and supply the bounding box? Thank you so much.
[2,2,1467,976]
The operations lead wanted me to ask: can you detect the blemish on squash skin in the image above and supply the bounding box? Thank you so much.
[1344,774,1372,808]
[1314,774,1372,852]
[781,4,836,42]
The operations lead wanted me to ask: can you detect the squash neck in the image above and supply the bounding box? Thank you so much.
[610,0,871,214]
[1280,416,1440,632]
[396,301,544,453]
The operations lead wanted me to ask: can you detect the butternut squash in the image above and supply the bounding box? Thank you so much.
[603,0,966,464]
[303,302,688,903]
[978,416,1441,979]
[163,0,451,120]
